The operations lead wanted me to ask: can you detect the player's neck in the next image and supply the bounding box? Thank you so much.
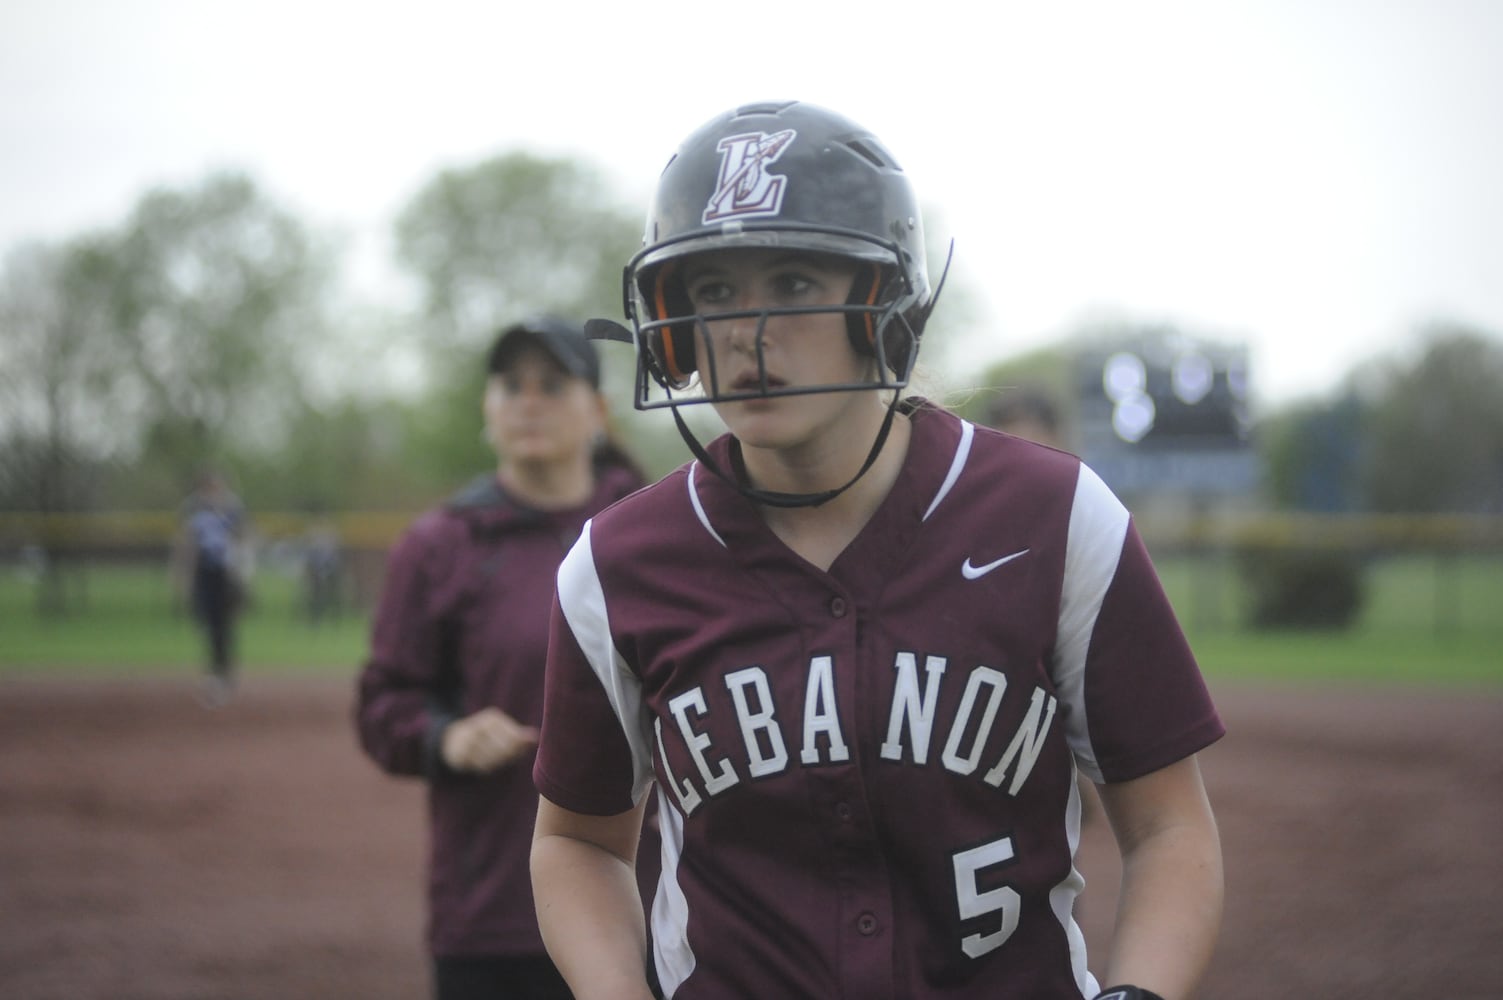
[758,412,910,572]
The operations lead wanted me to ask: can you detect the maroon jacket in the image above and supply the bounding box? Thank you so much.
[356,462,642,958]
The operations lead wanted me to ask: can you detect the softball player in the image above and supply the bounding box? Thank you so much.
[357,318,646,1000]
[531,102,1224,1000]
[177,469,247,707]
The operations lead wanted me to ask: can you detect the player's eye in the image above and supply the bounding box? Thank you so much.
[687,278,733,309]
[770,272,817,300]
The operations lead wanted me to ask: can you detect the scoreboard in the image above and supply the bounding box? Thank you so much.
[1075,334,1259,497]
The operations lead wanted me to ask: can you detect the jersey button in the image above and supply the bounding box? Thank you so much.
[828,596,847,618]
[857,912,879,936]
[835,801,853,821]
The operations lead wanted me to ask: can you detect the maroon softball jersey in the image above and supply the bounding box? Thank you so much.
[534,400,1223,998]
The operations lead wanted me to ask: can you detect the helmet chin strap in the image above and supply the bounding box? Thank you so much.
[670,392,904,509]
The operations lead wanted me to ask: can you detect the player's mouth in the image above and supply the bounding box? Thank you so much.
[730,371,787,394]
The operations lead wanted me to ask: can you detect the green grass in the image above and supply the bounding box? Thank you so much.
[2,556,1499,685]
[1187,630,1500,686]
[0,565,369,676]
[1162,551,1503,686]
[1155,552,1503,634]
[1359,554,1502,633]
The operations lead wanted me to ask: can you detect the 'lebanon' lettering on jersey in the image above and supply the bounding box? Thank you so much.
[534,400,1223,1000]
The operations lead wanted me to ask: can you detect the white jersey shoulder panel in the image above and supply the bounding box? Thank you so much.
[1051,464,1130,783]
[555,520,656,803]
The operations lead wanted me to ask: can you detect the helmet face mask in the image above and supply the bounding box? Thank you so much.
[624,101,933,412]
[632,251,923,409]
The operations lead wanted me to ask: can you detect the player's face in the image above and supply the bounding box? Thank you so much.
[483,347,604,467]
[683,248,875,451]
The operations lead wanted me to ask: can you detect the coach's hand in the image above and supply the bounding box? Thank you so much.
[440,707,539,774]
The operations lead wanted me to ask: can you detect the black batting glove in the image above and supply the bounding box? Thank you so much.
[1093,988,1167,1000]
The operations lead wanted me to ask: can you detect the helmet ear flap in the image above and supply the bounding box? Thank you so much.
[846,261,917,379]
[844,262,883,357]
[643,262,698,390]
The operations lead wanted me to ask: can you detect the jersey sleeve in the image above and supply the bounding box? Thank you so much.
[1051,465,1224,784]
[354,515,456,778]
[533,521,656,816]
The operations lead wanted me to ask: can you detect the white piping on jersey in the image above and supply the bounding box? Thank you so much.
[555,521,657,802]
[687,461,727,547]
[558,526,698,989]
[650,785,697,995]
[922,418,974,522]
[1051,464,1130,785]
[1050,758,1101,998]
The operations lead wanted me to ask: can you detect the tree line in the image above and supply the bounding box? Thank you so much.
[2,154,1500,519]
[0,156,670,515]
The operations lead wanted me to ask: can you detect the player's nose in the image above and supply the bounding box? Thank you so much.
[703,306,759,359]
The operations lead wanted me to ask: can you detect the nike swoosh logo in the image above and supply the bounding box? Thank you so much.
[961,549,1031,580]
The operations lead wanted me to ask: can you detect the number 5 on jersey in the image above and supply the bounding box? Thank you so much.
[953,836,1022,958]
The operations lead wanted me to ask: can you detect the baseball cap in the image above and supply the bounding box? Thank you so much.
[487,316,601,388]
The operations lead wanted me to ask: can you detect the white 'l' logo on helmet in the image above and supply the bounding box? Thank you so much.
[702,129,797,224]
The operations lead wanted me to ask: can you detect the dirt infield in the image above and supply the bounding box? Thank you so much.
[1,675,1498,1000]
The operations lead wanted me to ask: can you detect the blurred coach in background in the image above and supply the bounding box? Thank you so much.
[356,318,646,1000]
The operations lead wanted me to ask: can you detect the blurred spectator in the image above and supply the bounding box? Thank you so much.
[984,383,1067,450]
[175,469,248,708]
[301,515,344,624]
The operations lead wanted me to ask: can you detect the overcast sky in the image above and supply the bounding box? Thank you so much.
[4,0,1501,408]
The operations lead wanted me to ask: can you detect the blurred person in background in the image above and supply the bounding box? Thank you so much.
[301,510,344,624]
[984,383,1069,452]
[175,468,248,708]
[355,318,648,1000]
